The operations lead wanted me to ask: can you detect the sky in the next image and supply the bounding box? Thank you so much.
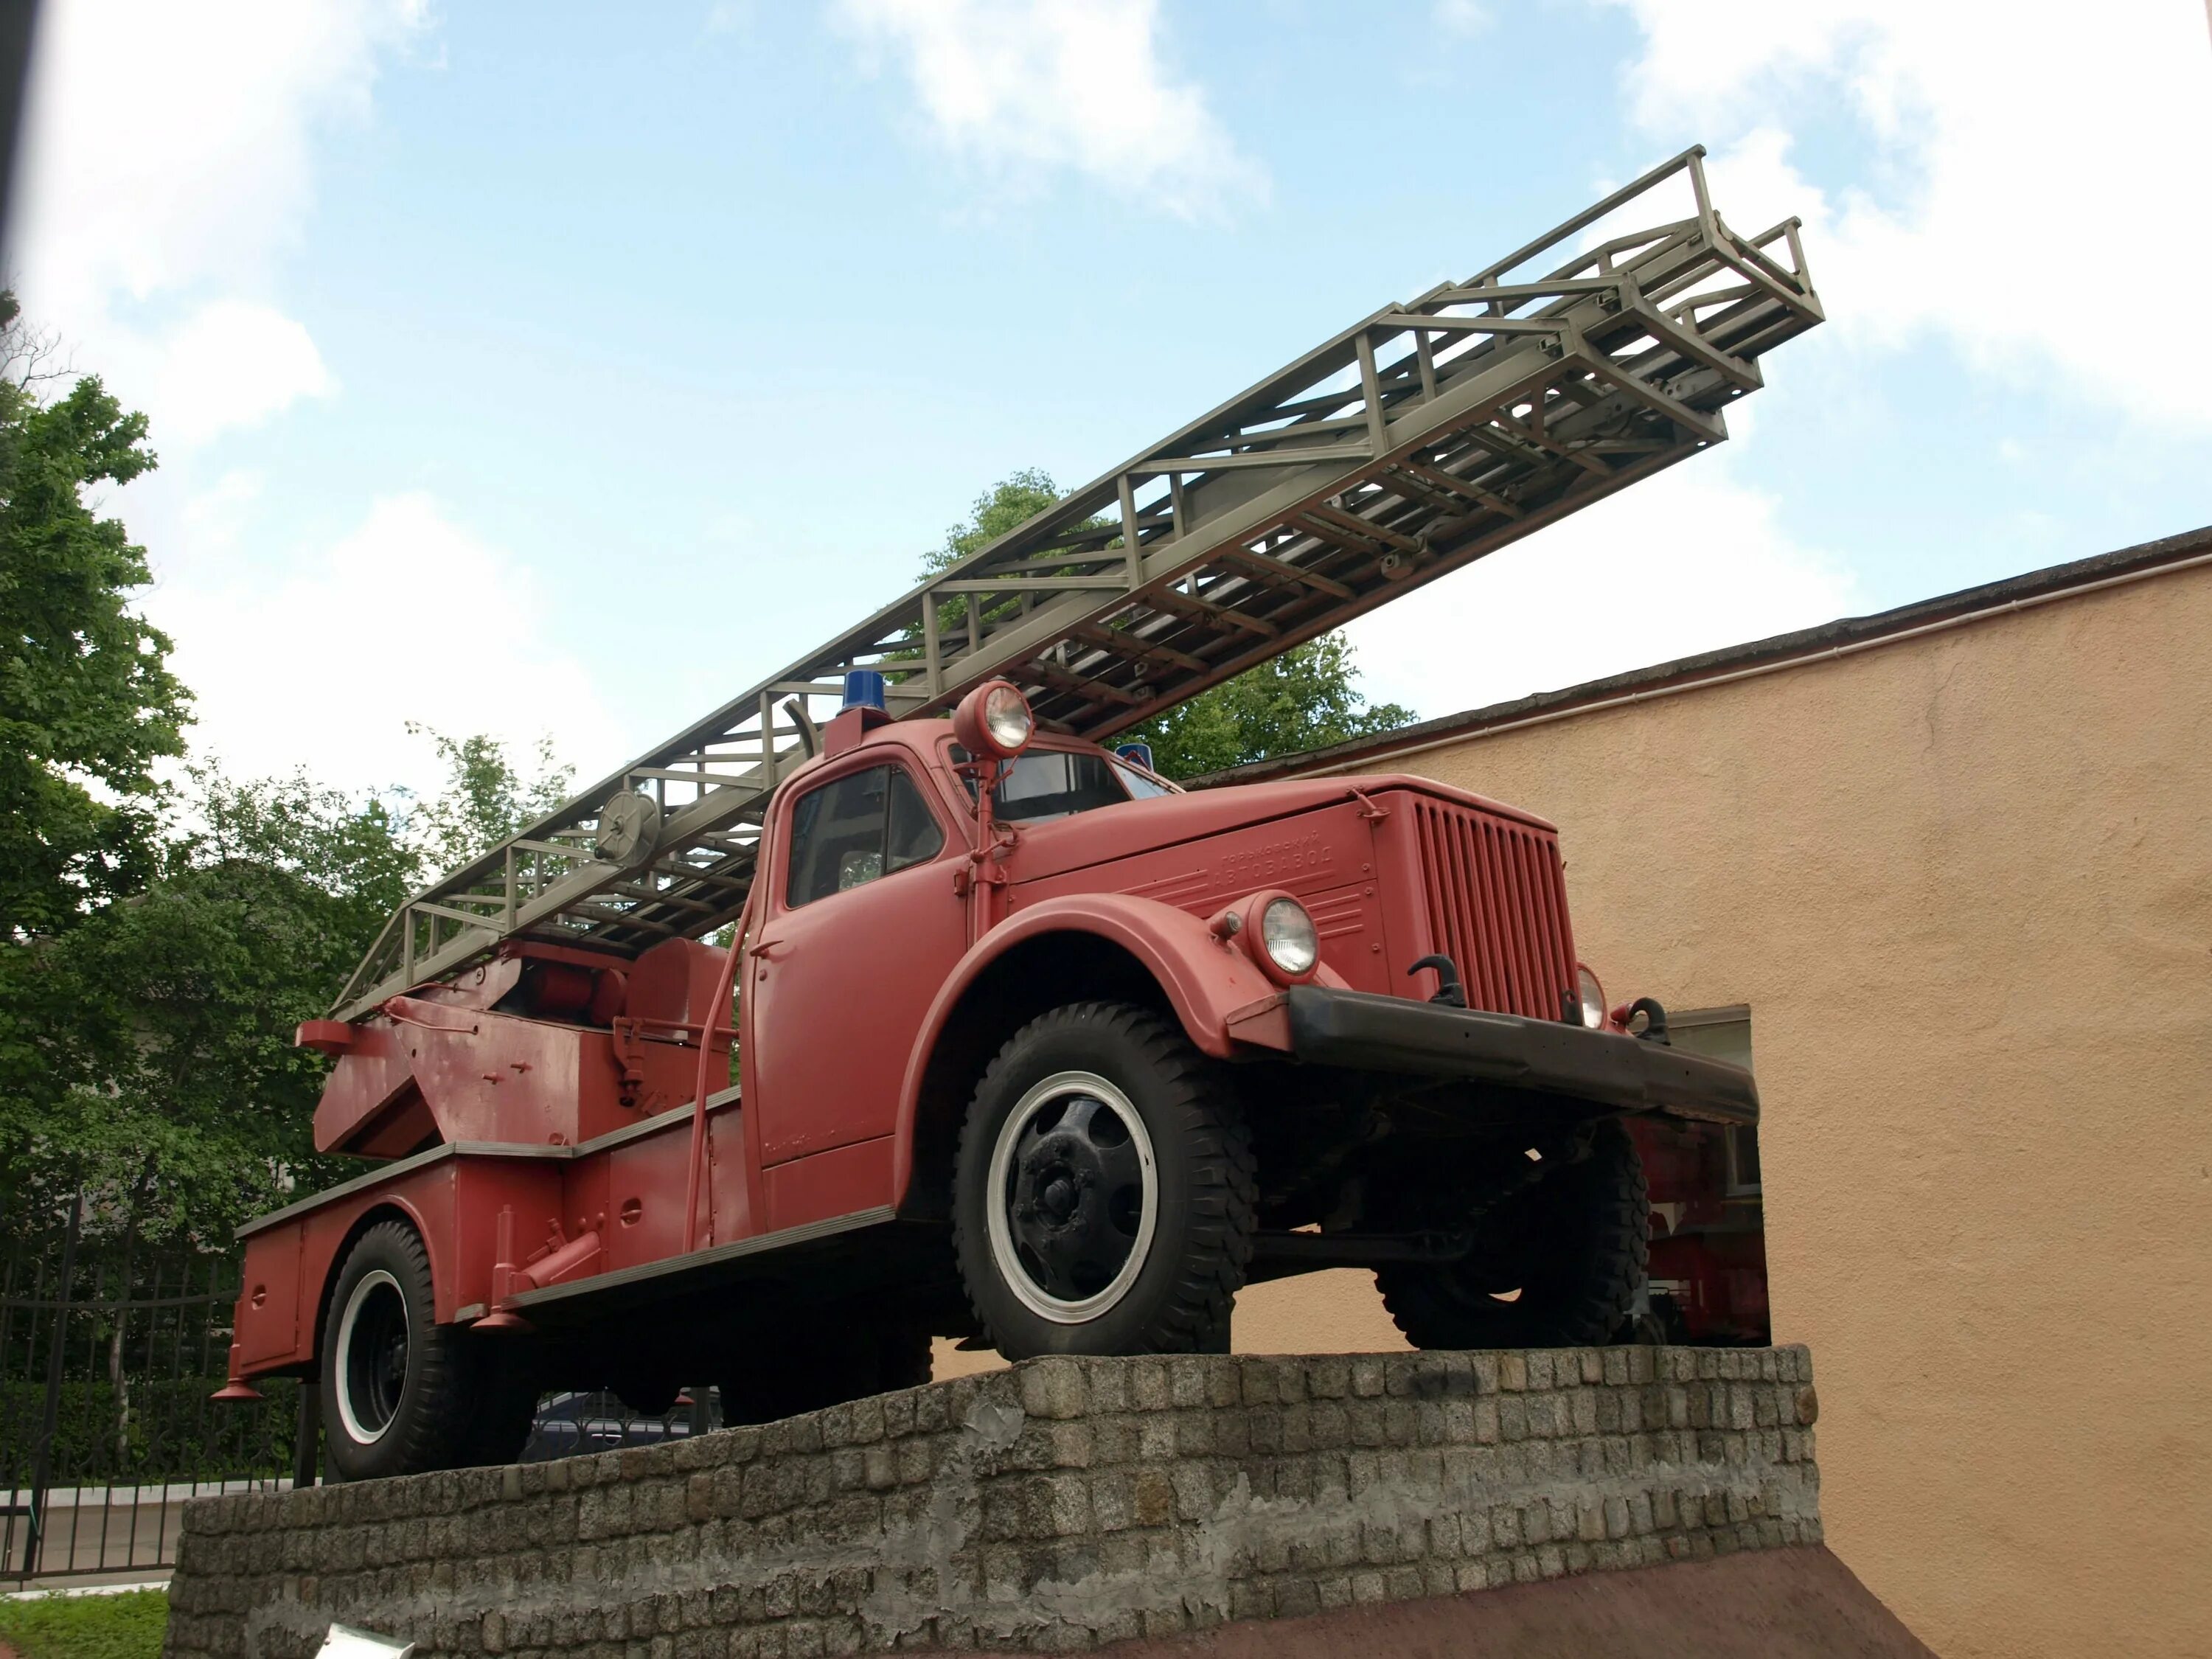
[15,0,2212,801]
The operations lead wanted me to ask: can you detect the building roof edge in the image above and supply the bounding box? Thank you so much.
[1197,522,2212,787]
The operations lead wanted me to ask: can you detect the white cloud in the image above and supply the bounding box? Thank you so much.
[150,302,337,447]
[1434,0,1491,34]
[15,0,421,445]
[179,470,268,553]
[1604,0,2212,428]
[1346,459,1860,723]
[18,0,422,307]
[832,0,1264,215]
[150,494,628,801]
[4,2,567,803]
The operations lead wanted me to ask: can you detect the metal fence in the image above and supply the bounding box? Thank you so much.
[1,1195,713,1582]
[1,1197,297,1581]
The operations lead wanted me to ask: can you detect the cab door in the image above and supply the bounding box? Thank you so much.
[745,754,967,1215]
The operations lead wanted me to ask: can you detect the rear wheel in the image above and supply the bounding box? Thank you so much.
[1378,1116,1649,1349]
[319,1220,535,1479]
[953,1001,1255,1360]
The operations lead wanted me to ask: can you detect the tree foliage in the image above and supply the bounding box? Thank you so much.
[0,771,420,1239]
[925,467,1063,576]
[405,723,577,872]
[1121,633,1413,779]
[0,722,577,1243]
[0,291,189,939]
[928,472,1412,778]
[0,291,581,1245]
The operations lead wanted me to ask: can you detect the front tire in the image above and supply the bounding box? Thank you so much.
[1378,1116,1649,1349]
[953,1001,1255,1360]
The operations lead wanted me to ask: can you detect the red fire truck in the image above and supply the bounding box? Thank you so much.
[218,148,1819,1481]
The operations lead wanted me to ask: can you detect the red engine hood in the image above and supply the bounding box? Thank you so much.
[1002,772,1555,888]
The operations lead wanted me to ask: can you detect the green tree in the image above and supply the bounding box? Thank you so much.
[0,728,579,1242]
[925,467,1064,576]
[0,291,188,939]
[1121,633,1413,779]
[0,293,578,1243]
[4,770,420,1241]
[928,471,1412,779]
[405,723,576,873]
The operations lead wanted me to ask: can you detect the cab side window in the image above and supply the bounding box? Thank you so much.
[785,765,945,907]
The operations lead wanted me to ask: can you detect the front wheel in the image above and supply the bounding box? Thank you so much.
[953,1001,1255,1360]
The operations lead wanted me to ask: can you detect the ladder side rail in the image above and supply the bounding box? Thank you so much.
[1040,356,1751,735]
[1469,146,1708,286]
[335,309,1590,1015]
[380,324,1787,1004]
[335,155,1822,1019]
[894,237,1743,717]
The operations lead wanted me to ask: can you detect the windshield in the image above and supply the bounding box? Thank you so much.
[950,745,1178,824]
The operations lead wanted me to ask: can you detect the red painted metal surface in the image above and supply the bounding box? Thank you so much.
[1344,787,1579,1022]
[310,936,732,1158]
[234,1150,568,1372]
[1631,1115,1770,1344]
[1008,774,1388,992]
[224,714,1763,1391]
[748,745,969,1166]
[1397,795,1578,1020]
[234,1225,302,1366]
[763,1134,897,1234]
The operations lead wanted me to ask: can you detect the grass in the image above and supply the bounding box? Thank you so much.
[0,1589,168,1659]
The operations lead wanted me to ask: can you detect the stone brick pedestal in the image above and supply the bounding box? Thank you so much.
[164,1346,1822,1657]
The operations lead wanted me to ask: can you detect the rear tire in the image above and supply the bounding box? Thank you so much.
[953,1001,1256,1360]
[321,1221,470,1480]
[719,1317,932,1425]
[1378,1116,1649,1349]
[319,1220,536,1479]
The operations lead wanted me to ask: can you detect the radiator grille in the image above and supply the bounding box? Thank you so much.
[1410,799,1576,1021]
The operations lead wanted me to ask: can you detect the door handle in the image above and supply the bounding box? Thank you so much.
[748,936,787,959]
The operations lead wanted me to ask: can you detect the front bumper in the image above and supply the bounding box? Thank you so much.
[1283,987,1758,1126]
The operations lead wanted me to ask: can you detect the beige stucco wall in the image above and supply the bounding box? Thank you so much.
[1269,562,2211,1658]
[933,561,2212,1653]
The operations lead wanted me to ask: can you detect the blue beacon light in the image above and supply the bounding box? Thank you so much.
[841,669,888,712]
[1114,741,1155,771]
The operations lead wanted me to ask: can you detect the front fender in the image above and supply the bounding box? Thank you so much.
[891,893,1341,1204]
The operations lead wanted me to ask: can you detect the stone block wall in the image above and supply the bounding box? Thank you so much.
[164,1345,1821,1657]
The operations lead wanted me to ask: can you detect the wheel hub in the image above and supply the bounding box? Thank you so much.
[1039,1172,1079,1222]
[987,1071,1160,1324]
[334,1268,409,1446]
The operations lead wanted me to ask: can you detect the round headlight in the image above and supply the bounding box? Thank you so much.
[1260,897,1319,978]
[954,678,1037,761]
[981,683,1034,753]
[1576,964,1606,1029]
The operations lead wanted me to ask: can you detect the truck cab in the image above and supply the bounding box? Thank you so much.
[224,677,1758,1481]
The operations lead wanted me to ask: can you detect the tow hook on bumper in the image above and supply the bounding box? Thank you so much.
[1282,986,1759,1126]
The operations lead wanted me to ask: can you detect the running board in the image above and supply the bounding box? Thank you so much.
[501,1205,901,1319]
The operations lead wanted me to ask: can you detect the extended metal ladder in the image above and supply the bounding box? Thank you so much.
[334,147,1822,1021]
